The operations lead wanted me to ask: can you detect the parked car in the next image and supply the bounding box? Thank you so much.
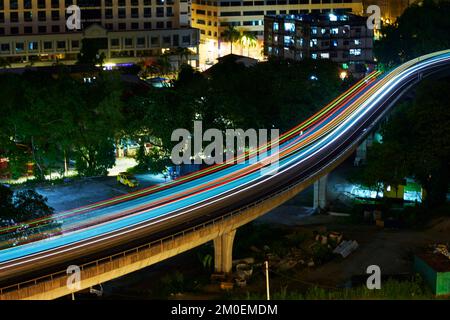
[117,172,139,188]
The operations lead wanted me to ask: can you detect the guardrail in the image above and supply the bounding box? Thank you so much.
[0,170,301,296]
[0,103,394,297]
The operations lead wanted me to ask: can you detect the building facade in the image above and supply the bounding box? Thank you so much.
[191,0,364,61]
[0,0,200,68]
[264,13,374,77]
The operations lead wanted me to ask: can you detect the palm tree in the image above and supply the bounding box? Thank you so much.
[239,31,258,57]
[173,47,193,67]
[156,53,172,76]
[222,25,240,55]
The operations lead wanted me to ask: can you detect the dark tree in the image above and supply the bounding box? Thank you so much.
[354,78,450,208]
[77,38,106,66]
[0,184,58,247]
[375,0,450,67]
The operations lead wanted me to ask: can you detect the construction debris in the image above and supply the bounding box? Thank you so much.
[236,263,253,280]
[432,244,450,260]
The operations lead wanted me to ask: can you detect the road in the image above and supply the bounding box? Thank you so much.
[0,50,449,284]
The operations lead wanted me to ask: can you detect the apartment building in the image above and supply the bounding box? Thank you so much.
[264,13,374,77]
[191,0,363,60]
[0,0,200,68]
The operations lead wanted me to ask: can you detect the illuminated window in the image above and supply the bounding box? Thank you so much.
[284,36,293,46]
[284,22,295,32]
[350,48,361,56]
[28,41,38,50]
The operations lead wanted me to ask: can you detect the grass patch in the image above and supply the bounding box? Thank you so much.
[244,277,435,300]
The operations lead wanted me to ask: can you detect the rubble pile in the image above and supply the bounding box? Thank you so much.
[431,244,450,260]
[227,228,359,288]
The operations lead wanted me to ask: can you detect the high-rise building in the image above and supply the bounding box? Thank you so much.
[191,0,364,62]
[0,0,200,68]
[264,12,374,78]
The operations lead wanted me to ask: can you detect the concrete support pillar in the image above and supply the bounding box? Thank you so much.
[213,229,236,274]
[313,174,328,210]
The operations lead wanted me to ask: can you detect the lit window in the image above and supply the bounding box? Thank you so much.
[331,28,339,35]
[354,39,361,45]
[29,42,38,50]
[350,49,362,56]
[284,22,295,32]
[320,52,330,59]
[284,36,293,46]
[273,22,279,31]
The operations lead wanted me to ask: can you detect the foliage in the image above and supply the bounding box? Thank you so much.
[0,70,123,179]
[239,31,258,56]
[134,145,169,174]
[0,58,347,178]
[245,277,434,300]
[0,184,58,246]
[353,78,450,208]
[197,252,213,271]
[77,38,106,66]
[222,25,241,54]
[0,57,11,69]
[375,0,450,67]
[161,271,186,294]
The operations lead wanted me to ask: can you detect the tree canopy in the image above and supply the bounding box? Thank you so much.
[353,77,450,208]
[0,70,124,178]
[0,184,57,246]
[375,0,450,67]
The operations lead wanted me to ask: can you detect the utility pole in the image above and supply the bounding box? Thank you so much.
[265,260,270,301]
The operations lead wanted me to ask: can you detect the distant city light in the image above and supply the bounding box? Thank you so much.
[329,13,338,22]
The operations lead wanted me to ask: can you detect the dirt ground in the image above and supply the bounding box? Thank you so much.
[87,206,450,300]
[260,210,450,285]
